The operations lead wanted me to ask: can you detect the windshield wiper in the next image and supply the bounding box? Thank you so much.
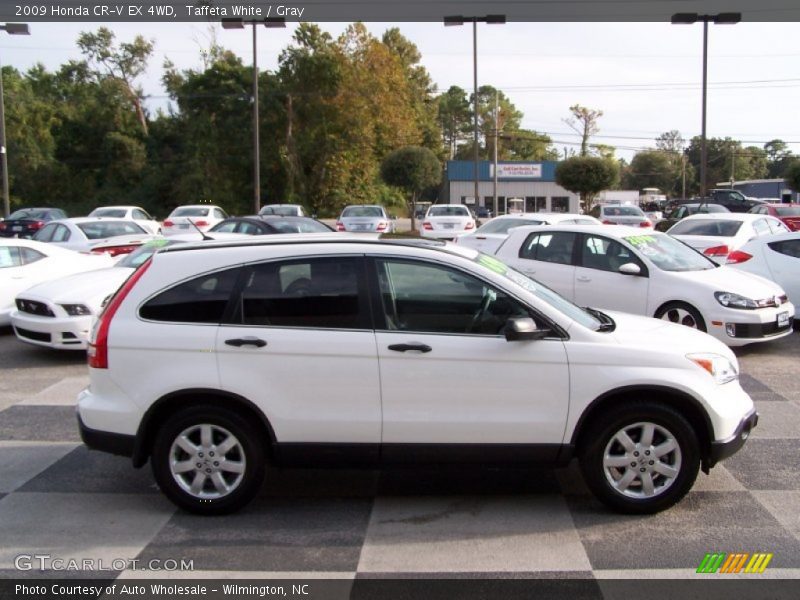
[583,307,616,332]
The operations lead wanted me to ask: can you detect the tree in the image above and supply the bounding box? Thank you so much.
[686,137,768,194]
[764,139,793,178]
[380,146,441,231]
[77,27,154,135]
[555,156,618,211]
[655,130,685,154]
[437,86,471,159]
[563,104,603,156]
[623,151,681,196]
[785,160,800,193]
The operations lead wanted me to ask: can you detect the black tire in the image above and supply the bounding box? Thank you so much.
[151,405,266,515]
[578,402,700,514]
[655,302,707,332]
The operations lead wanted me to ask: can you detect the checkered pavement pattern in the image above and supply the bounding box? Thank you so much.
[1,339,799,581]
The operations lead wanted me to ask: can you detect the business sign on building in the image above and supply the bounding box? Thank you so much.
[493,163,543,179]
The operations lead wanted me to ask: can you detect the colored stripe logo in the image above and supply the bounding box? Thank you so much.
[697,552,773,574]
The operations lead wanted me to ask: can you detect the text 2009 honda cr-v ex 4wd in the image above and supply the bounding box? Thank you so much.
[77,235,758,515]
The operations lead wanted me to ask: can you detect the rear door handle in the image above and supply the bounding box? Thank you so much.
[577,276,591,282]
[388,343,432,353]
[225,337,267,348]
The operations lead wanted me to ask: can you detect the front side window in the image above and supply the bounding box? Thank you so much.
[376,259,529,335]
[581,235,643,273]
[140,268,240,323]
[237,257,367,330]
[520,231,576,265]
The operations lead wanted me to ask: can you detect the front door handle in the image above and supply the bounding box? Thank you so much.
[577,276,591,282]
[388,343,432,353]
[225,337,267,348]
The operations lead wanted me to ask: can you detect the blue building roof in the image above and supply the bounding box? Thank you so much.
[446,160,558,182]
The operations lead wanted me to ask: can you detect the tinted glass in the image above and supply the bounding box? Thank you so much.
[623,233,715,271]
[581,236,643,273]
[266,218,332,233]
[342,206,382,217]
[475,218,543,234]
[238,258,366,329]
[377,259,529,335]
[520,231,577,265]
[774,206,800,217]
[52,225,71,242]
[0,246,23,268]
[668,219,743,236]
[603,206,645,217]
[133,209,150,220]
[77,221,146,239]
[237,222,265,235]
[259,205,303,216]
[140,268,240,323]
[20,247,46,265]
[33,223,57,242]
[768,239,800,259]
[117,239,178,269]
[172,207,210,217]
[428,206,470,217]
[210,221,239,233]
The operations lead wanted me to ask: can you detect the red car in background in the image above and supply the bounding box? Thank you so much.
[749,203,800,231]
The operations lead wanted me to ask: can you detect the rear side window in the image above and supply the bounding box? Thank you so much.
[768,240,800,259]
[140,268,241,323]
[0,246,22,268]
[520,232,577,265]
[236,257,368,330]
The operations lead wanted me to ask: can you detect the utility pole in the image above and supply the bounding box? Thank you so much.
[493,89,498,217]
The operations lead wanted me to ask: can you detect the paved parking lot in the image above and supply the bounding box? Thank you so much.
[0,326,799,581]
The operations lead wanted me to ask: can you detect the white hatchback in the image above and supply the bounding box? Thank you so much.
[420,204,476,239]
[78,236,757,516]
[493,224,793,346]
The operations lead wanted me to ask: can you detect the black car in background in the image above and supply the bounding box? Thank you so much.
[655,203,728,232]
[0,208,68,238]
[209,215,334,235]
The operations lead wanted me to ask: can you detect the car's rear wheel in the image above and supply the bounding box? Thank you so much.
[655,302,706,332]
[151,406,265,515]
[579,402,700,514]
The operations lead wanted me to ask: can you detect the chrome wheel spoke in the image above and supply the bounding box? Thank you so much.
[190,471,206,495]
[172,460,196,474]
[604,455,632,468]
[654,439,677,458]
[216,436,237,455]
[641,472,656,496]
[210,472,230,494]
[220,460,245,474]
[200,424,213,448]
[614,430,636,452]
[176,435,198,455]
[640,423,655,448]
[613,468,637,493]
[653,462,679,479]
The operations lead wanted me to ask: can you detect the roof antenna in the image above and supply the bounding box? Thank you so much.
[188,218,214,241]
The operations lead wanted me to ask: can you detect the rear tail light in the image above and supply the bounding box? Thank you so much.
[32,220,44,229]
[91,244,139,257]
[465,221,475,230]
[0,222,6,231]
[726,250,753,264]
[194,220,209,227]
[602,220,615,225]
[163,220,174,227]
[88,259,152,369]
[639,221,653,228]
[336,222,345,231]
[422,222,433,230]
[376,221,388,232]
[703,245,730,258]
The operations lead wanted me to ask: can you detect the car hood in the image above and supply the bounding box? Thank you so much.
[18,267,134,307]
[665,264,785,299]
[603,310,736,362]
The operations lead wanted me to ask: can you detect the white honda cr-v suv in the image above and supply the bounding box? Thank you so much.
[77,236,758,515]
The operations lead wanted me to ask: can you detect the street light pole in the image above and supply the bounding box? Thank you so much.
[0,22,31,219]
[444,15,505,213]
[671,12,740,198]
[222,17,285,214]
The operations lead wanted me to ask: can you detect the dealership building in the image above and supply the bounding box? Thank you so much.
[443,160,581,214]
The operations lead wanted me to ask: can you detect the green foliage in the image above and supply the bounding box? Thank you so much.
[785,160,800,193]
[381,146,441,226]
[555,156,618,209]
[685,137,768,194]
[623,151,680,196]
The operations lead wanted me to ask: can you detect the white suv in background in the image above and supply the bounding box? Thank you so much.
[78,237,757,516]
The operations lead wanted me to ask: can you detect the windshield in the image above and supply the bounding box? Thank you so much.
[623,233,716,272]
[476,218,543,234]
[91,208,127,218]
[603,206,645,217]
[117,239,178,268]
[260,205,302,216]
[342,206,383,217]
[172,207,210,217]
[774,206,800,217]
[429,206,469,217]
[471,253,602,331]
[669,219,743,237]
[77,220,146,239]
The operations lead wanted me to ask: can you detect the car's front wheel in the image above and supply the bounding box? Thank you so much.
[579,402,700,514]
[151,406,265,515]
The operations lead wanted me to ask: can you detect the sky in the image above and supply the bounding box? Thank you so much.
[2,20,799,164]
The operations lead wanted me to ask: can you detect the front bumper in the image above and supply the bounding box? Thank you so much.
[707,409,759,468]
[705,302,794,347]
[10,310,92,350]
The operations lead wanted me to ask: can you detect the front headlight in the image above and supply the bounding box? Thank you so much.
[687,353,738,384]
[714,291,757,310]
[60,304,92,316]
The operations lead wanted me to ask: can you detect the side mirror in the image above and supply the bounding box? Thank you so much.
[504,317,550,341]
[618,262,641,276]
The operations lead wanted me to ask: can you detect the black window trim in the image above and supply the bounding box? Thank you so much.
[365,254,568,340]
[575,232,650,278]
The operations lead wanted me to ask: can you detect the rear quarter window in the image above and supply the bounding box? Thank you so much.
[140,268,241,323]
[768,240,800,259]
